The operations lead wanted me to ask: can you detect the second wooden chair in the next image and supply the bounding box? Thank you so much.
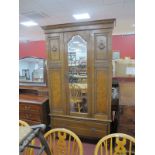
[94,133,135,155]
[43,128,83,155]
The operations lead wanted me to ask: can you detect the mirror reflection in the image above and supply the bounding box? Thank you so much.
[68,35,88,113]
[19,57,45,84]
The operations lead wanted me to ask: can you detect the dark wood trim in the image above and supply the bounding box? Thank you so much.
[113,77,135,82]
[19,94,48,104]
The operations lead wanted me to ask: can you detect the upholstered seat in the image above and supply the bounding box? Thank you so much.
[19,120,34,155]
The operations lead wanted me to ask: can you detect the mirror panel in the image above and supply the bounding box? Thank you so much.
[19,57,46,85]
[67,35,88,113]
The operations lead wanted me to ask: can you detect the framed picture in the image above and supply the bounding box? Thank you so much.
[22,69,30,80]
[113,51,120,60]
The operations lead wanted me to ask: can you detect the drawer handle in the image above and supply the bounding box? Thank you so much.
[91,128,96,132]
[24,106,30,110]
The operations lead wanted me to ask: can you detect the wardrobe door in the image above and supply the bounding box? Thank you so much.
[91,30,112,120]
[47,33,66,115]
[64,31,92,116]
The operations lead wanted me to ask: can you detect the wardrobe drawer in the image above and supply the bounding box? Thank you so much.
[20,112,41,122]
[67,126,106,138]
[51,117,109,138]
[19,103,41,114]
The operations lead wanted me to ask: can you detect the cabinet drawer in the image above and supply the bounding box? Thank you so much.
[51,117,109,138]
[19,103,41,114]
[66,126,106,138]
[20,112,41,122]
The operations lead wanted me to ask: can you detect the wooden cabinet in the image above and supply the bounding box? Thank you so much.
[19,89,50,126]
[42,19,115,138]
[116,78,135,136]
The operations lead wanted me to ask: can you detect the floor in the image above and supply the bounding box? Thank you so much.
[83,142,96,155]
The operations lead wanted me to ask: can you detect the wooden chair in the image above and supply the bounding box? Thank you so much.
[19,120,34,155]
[19,120,29,127]
[70,84,83,112]
[94,133,135,155]
[43,128,83,155]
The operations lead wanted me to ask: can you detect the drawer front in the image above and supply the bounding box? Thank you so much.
[20,112,41,122]
[51,117,109,138]
[19,103,41,114]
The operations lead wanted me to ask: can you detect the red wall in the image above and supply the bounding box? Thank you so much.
[19,34,135,59]
[112,35,135,59]
[19,41,47,58]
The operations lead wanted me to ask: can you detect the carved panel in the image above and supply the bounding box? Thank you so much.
[47,62,62,69]
[94,34,107,60]
[94,61,109,68]
[49,70,63,113]
[95,69,108,115]
[49,37,60,61]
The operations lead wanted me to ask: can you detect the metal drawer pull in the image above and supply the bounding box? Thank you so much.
[91,128,96,132]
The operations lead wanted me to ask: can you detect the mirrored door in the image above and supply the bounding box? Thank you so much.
[67,35,88,113]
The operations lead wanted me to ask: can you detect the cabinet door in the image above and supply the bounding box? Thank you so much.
[64,31,92,116]
[47,33,66,115]
[91,30,112,120]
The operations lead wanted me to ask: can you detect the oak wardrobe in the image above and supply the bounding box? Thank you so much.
[42,19,115,138]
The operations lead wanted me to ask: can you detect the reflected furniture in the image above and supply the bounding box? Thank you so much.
[42,19,115,138]
[70,84,83,112]
[44,128,83,155]
[94,133,135,155]
[19,57,46,85]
